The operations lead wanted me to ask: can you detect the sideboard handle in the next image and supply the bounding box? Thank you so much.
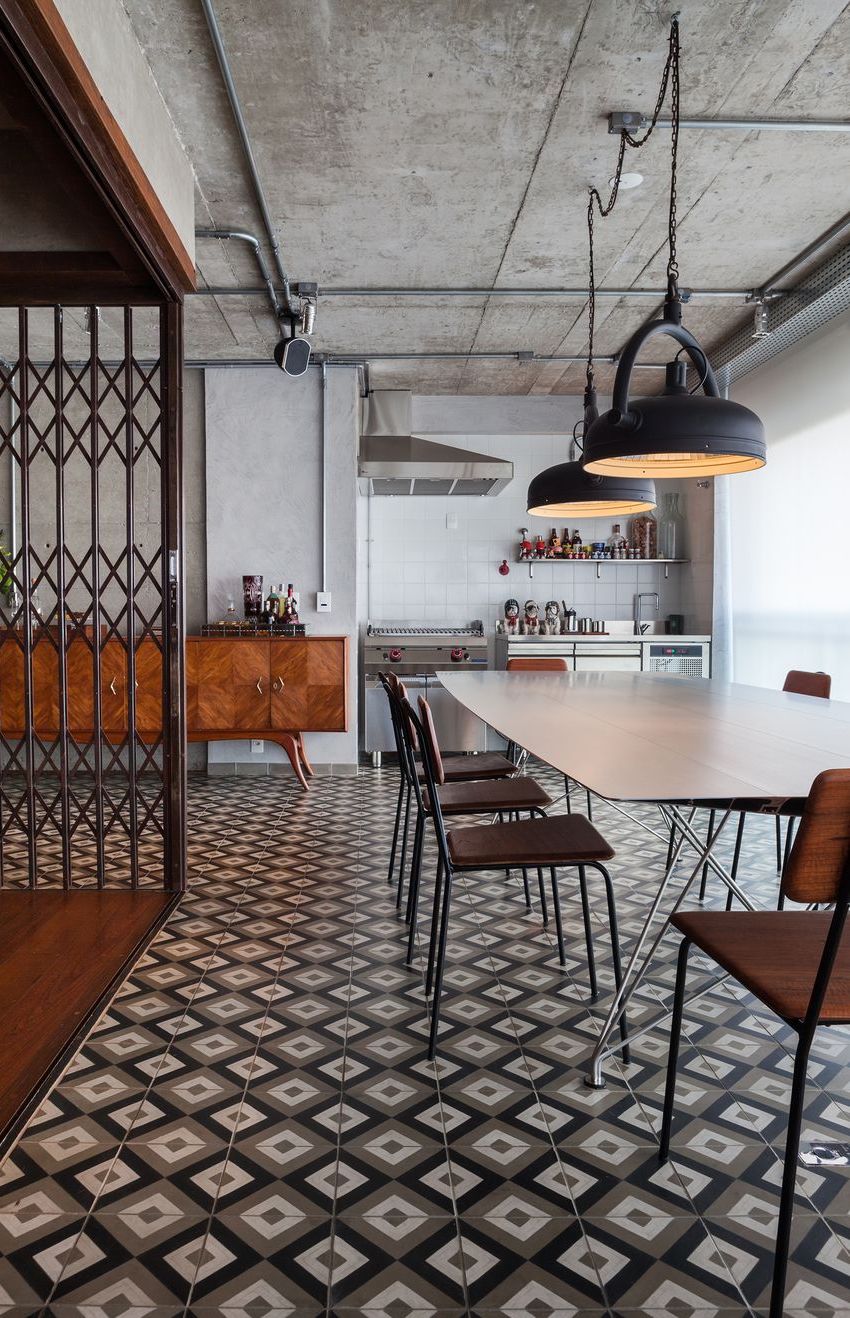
[109,677,117,696]
[273,675,285,693]
[256,677,264,694]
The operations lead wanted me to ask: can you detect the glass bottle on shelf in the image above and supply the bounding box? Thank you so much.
[657,492,685,561]
[630,511,657,560]
[285,583,299,624]
[606,524,626,558]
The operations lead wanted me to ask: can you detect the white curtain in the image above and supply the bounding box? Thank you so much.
[727,312,850,699]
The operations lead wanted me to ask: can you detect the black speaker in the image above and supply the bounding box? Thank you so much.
[274,335,312,377]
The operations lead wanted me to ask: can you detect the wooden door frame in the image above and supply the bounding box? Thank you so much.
[0,0,194,300]
[0,9,189,893]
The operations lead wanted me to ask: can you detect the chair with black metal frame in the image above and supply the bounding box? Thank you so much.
[404,693,629,1061]
[381,671,518,903]
[505,655,594,818]
[659,767,850,1318]
[668,669,832,906]
[384,676,553,927]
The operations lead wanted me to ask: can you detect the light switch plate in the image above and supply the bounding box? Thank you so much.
[317,591,332,613]
[446,512,458,530]
[250,739,264,754]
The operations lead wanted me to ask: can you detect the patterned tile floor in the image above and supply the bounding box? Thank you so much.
[2,763,850,1317]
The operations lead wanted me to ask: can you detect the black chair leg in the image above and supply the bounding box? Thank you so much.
[586,788,593,820]
[428,865,454,1059]
[536,867,549,925]
[769,1029,814,1318]
[725,812,747,911]
[387,775,405,886]
[596,863,629,1063]
[660,938,692,1161]
[549,866,566,965]
[403,811,424,925]
[424,856,444,993]
[521,867,532,911]
[564,776,572,813]
[396,786,411,907]
[775,813,783,873]
[577,864,598,999]
[665,817,677,874]
[698,810,715,901]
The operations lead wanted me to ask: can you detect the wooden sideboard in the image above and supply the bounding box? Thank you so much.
[186,636,349,788]
[0,633,349,790]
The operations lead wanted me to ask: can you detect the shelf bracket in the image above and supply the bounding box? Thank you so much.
[664,564,669,580]
[596,562,601,581]
[528,560,534,580]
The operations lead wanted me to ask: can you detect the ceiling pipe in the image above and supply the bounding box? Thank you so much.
[759,209,850,296]
[195,228,283,324]
[198,0,296,315]
[609,111,850,134]
[192,284,765,303]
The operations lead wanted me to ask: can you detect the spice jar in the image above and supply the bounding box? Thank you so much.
[630,512,658,560]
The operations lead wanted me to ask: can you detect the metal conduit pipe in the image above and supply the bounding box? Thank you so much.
[760,210,850,296]
[195,228,283,324]
[192,284,765,302]
[198,0,296,314]
[610,112,850,134]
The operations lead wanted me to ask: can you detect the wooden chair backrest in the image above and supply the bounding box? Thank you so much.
[417,696,445,786]
[506,656,569,672]
[784,670,831,700]
[782,768,850,905]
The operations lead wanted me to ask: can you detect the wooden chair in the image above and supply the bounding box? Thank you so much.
[381,676,550,923]
[381,671,516,898]
[505,654,593,818]
[405,693,628,1060]
[675,669,833,905]
[659,768,850,1318]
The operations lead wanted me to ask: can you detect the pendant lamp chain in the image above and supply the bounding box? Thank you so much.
[585,14,682,396]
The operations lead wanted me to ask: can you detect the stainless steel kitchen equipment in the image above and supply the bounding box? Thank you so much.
[363,622,491,762]
[644,642,711,677]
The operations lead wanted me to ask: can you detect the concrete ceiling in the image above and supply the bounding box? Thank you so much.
[122,0,850,392]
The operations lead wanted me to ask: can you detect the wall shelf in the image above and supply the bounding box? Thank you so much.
[518,557,689,580]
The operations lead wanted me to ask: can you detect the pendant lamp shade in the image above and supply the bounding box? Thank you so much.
[527,462,656,518]
[526,385,656,518]
[582,319,766,479]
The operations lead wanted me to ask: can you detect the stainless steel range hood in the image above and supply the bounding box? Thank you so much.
[358,390,513,496]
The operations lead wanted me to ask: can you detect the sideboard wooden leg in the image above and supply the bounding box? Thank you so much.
[276,734,310,791]
[296,733,315,777]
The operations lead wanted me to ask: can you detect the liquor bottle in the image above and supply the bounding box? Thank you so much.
[571,528,583,551]
[285,583,299,624]
[606,524,626,558]
[268,583,281,620]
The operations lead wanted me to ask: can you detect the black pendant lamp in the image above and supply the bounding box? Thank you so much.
[582,16,765,480]
[527,385,656,517]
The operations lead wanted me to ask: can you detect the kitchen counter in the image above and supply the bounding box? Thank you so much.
[497,632,711,644]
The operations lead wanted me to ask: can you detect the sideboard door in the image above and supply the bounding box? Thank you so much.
[188,639,271,731]
[270,639,347,732]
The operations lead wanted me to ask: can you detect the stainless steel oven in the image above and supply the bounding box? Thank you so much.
[363,623,490,761]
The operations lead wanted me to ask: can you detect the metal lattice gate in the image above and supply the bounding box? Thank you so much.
[0,302,185,890]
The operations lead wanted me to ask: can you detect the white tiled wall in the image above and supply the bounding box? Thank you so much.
[362,434,690,630]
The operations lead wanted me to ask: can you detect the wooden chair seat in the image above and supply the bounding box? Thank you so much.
[448,813,614,870]
[422,777,551,816]
[420,751,516,783]
[672,910,850,1024]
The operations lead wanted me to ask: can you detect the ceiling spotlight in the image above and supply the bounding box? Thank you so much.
[274,312,312,377]
[752,300,770,339]
[610,172,643,190]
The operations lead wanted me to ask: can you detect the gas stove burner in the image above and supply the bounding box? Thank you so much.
[367,620,484,639]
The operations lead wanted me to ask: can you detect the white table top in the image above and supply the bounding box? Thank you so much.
[438,670,850,803]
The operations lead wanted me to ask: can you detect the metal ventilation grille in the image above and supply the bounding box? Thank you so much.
[645,654,706,677]
[711,243,850,391]
[452,478,497,495]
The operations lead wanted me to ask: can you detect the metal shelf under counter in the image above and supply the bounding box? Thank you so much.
[495,632,712,677]
[517,556,689,579]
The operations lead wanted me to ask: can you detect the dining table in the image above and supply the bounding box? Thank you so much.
[438,669,850,1085]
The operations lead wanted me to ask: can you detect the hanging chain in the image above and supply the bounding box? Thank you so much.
[584,14,681,391]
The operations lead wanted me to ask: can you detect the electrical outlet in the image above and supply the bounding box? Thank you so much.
[250,739,264,754]
[446,512,458,531]
[317,591,332,613]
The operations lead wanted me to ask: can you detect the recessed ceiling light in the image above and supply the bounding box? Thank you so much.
[611,171,643,189]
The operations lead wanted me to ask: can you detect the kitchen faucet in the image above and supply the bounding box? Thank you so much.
[634,592,659,636]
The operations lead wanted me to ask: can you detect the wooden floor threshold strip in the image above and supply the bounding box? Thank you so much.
[0,890,176,1154]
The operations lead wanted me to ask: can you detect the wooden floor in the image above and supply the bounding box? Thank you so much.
[0,890,174,1140]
